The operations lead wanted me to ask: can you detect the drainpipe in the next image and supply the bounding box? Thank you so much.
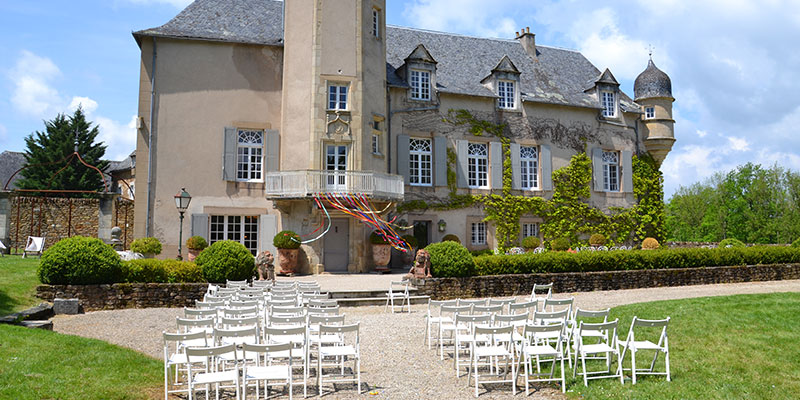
[145,37,157,237]
[634,117,641,156]
[386,88,391,174]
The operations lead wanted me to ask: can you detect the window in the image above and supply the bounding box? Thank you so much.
[522,223,539,238]
[372,9,380,38]
[410,70,431,100]
[471,222,487,245]
[601,91,616,117]
[326,145,348,189]
[209,215,259,255]
[409,138,432,186]
[468,143,489,188]
[372,134,380,154]
[602,151,620,192]
[498,80,515,109]
[236,129,263,181]
[519,146,539,189]
[645,106,655,119]
[328,84,348,110]
[128,183,135,199]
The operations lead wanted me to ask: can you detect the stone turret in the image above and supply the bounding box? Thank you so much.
[634,59,675,167]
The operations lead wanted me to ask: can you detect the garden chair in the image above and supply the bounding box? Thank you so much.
[509,300,537,320]
[0,239,7,256]
[22,236,45,258]
[488,298,515,314]
[251,280,272,289]
[385,280,410,313]
[472,304,503,318]
[317,323,363,396]
[176,317,215,336]
[270,305,305,318]
[454,313,492,377]
[226,279,248,288]
[308,299,337,308]
[221,306,259,319]
[530,282,553,309]
[573,320,624,386]
[307,305,340,317]
[439,305,473,360]
[185,344,241,400]
[196,300,226,310]
[268,299,298,308]
[532,308,572,367]
[518,323,566,394]
[163,330,208,400]
[184,307,218,321]
[264,325,309,397]
[568,308,611,364]
[458,298,488,307]
[543,297,575,328]
[468,325,516,397]
[241,342,293,400]
[493,312,529,347]
[620,316,671,384]
[219,316,261,336]
[424,299,458,349]
[214,326,260,347]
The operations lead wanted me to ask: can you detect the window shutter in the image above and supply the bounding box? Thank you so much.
[490,142,503,189]
[190,213,209,242]
[456,140,469,188]
[265,129,280,172]
[510,143,521,190]
[592,148,603,192]
[259,214,278,256]
[621,150,633,193]
[434,136,447,187]
[396,135,410,182]
[541,144,553,191]
[223,126,237,181]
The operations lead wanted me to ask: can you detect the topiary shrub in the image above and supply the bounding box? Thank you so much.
[370,231,390,245]
[425,241,475,277]
[589,233,607,247]
[273,230,301,249]
[38,236,123,284]
[162,260,205,283]
[401,235,419,249]
[550,238,570,251]
[522,236,541,250]
[121,259,168,283]
[470,248,494,257]
[642,237,660,250]
[719,238,745,248]
[793,238,800,248]
[130,237,162,255]
[195,240,255,283]
[442,234,461,244]
[186,236,208,250]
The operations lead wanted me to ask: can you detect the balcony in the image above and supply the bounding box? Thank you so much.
[264,170,405,200]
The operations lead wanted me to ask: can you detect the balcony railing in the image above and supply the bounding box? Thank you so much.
[264,170,405,200]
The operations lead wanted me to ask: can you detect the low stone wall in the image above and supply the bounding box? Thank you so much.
[36,283,207,311]
[411,264,800,300]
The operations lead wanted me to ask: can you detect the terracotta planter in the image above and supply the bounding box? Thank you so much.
[186,248,201,262]
[372,244,391,267]
[277,248,299,275]
[401,247,417,265]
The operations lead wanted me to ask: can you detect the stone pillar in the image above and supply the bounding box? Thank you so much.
[98,194,115,244]
[0,191,10,253]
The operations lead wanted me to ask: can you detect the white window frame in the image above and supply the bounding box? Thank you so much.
[408,138,432,186]
[522,223,539,238]
[236,129,264,182]
[519,145,539,190]
[325,144,348,190]
[601,91,616,118]
[498,80,515,109]
[209,215,259,255]
[372,134,380,155]
[372,8,380,38]
[602,150,620,192]
[328,84,348,110]
[468,143,489,189]
[410,69,431,101]
[645,106,655,119]
[471,222,487,246]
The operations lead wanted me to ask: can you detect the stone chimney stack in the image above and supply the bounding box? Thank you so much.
[516,26,536,60]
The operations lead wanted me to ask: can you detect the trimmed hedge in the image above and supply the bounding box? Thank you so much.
[130,237,162,255]
[791,238,800,248]
[195,240,255,283]
[719,238,745,248]
[38,236,123,284]
[469,246,800,277]
[425,241,475,277]
[522,236,540,250]
[120,259,205,283]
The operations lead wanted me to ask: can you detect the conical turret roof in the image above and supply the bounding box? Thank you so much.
[634,59,672,100]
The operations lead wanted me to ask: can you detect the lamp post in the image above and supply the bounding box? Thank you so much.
[174,187,192,260]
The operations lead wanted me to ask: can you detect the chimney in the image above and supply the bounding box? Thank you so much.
[516,26,537,60]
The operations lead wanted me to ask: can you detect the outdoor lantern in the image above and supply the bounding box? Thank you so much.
[174,188,192,260]
[438,219,447,232]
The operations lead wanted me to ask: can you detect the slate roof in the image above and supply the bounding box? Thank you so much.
[107,151,135,174]
[0,151,26,190]
[634,59,673,100]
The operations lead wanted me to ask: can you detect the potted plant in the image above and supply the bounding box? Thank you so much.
[521,236,541,253]
[550,237,570,252]
[185,236,208,261]
[371,231,392,273]
[589,233,607,248]
[273,230,301,275]
[401,235,419,265]
[641,237,660,250]
[130,237,162,259]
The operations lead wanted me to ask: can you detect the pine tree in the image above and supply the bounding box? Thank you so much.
[17,108,109,193]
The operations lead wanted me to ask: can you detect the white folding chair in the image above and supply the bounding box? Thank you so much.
[317,323,362,396]
[573,319,624,386]
[241,342,293,400]
[423,299,458,349]
[22,236,45,258]
[509,300,537,320]
[177,317,215,336]
[264,325,309,397]
[458,298,488,307]
[620,316,671,384]
[454,313,492,377]
[439,305,472,360]
[468,325,516,397]
[184,307,218,321]
[385,280,410,313]
[226,279,248,288]
[532,309,572,367]
[488,298,515,314]
[519,323,566,394]
[569,308,610,364]
[185,344,241,400]
[530,282,553,309]
[163,331,208,400]
[0,239,7,256]
[472,304,503,317]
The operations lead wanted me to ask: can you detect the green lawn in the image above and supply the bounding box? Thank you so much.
[0,255,41,316]
[0,324,163,400]
[564,292,800,400]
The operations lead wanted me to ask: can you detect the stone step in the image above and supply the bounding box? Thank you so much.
[19,320,53,330]
[327,288,419,300]
[336,295,429,307]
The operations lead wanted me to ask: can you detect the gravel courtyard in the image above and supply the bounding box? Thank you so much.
[52,279,800,399]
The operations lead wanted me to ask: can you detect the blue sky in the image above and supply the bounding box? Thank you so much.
[2,0,800,198]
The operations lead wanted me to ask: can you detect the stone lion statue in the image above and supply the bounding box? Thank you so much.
[255,250,275,282]
[406,248,432,279]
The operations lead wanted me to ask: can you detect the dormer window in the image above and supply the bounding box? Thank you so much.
[410,69,431,100]
[601,91,616,118]
[645,106,655,119]
[498,80,516,109]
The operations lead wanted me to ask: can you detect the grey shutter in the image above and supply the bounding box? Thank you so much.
[592,147,603,192]
[191,213,209,242]
[396,135,410,182]
[223,126,237,181]
[510,143,521,190]
[259,214,278,256]
[541,145,553,191]
[265,129,280,172]
[456,140,469,188]
[434,136,447,187]
[490,141,503,189]
[621,150,633,193]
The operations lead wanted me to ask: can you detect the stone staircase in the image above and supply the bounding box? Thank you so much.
[328,287,429,307]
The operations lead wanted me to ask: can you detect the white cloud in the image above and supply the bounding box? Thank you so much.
[94,115,138,161]
[726,137,750,152]
[68,96,99,115]
[9,50,64,117]
[122,0,193,8]
[402,0,528,38]
[696,130,708,138]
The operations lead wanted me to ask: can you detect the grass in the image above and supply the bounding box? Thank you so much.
[0,324,163,400]
[562,292,800,400]
[0,255,41,316]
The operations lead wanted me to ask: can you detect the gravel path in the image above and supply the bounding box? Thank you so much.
[52,279,800,399]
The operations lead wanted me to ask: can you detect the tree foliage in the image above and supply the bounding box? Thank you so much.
[17,108,108,193]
